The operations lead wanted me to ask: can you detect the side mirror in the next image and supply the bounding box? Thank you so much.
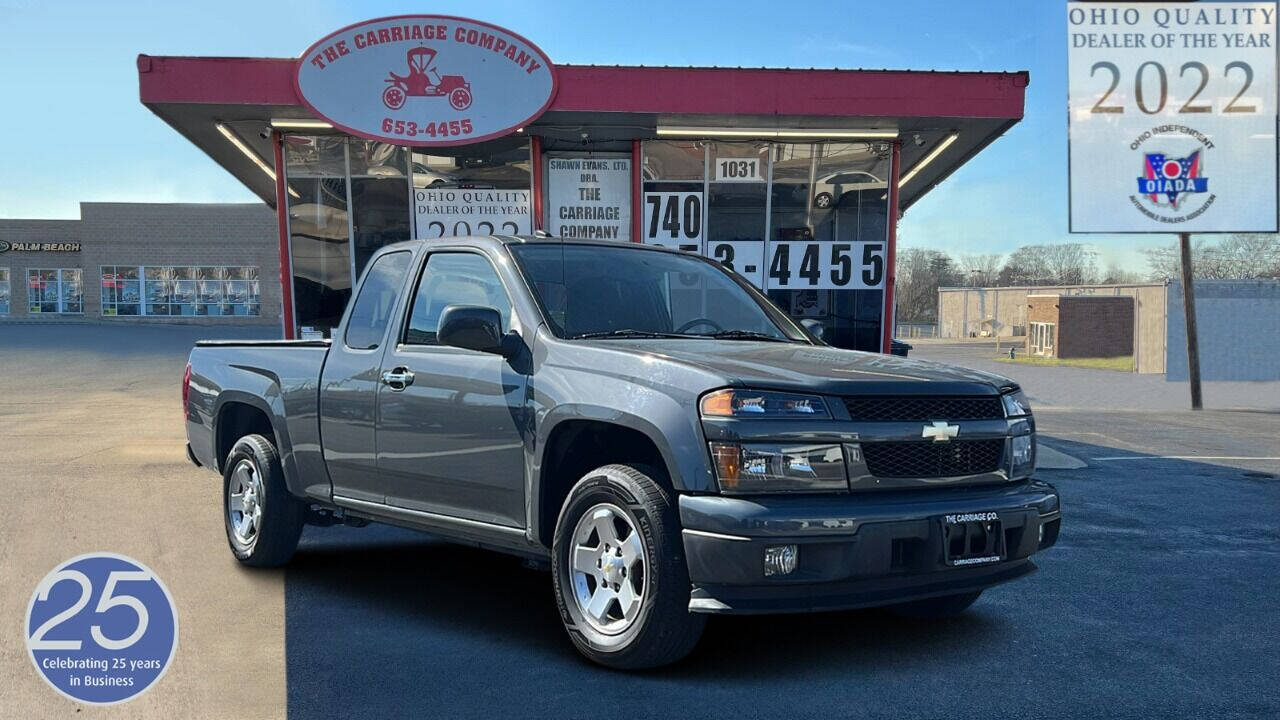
[437,305,513,357]
[800,318,826,340]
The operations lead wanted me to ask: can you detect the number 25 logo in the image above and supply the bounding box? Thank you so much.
[26,553,179,705]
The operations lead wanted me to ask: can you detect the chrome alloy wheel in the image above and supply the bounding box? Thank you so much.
[227,458,264,548]
[570,503,648,635]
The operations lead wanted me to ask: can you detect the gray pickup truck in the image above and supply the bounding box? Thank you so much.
[184,236,1060,669]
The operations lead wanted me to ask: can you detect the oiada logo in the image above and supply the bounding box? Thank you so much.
[1128,126,1216,224]
[295,15,557,147]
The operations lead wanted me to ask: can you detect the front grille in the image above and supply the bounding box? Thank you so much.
[862,439,1005,478]
[843,396,1004,422]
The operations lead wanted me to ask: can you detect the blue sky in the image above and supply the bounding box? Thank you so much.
[0,0,1150,270]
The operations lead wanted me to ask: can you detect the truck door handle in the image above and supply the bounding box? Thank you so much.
[380,367,415,391]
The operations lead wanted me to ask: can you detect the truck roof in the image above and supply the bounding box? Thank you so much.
[384,235,690,255]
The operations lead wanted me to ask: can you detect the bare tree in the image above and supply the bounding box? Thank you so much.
[998,243,1097,286]
[1100,261,1142,285]
[1043,243,1099,285]
[1143,234,1280,280]
[959,253,1003,287]
[895,248,962,323]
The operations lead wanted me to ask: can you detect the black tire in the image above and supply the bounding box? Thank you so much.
[222,433,305,567]
[814,192,834,209]
[551,464,705,669]
[888,590,983,618]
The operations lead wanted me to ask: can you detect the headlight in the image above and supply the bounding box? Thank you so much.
[710,442,848,493]
[1010,433,1036,478]
[1001,389,1032,417]
[700,389,829,419]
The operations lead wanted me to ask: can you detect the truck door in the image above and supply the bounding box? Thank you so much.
[375,250,528,528]
[318,250,413,503]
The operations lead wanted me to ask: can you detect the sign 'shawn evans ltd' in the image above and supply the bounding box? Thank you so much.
[294,15,557,146]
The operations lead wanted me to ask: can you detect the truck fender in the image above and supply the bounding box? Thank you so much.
[212,389,303,496]
[527,403,715,546]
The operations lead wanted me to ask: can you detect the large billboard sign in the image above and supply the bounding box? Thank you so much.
[1067,2,1277,233]
[295,15,557,146]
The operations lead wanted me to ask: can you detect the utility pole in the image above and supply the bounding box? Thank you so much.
[1178,232,1202,410]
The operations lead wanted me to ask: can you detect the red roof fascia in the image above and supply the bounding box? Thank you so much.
[138,55,1026,120]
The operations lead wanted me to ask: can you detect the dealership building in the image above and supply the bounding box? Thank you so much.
[118,13,1031,350]
[0,203,279,323]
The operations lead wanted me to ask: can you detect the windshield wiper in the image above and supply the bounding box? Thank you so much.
[697,329,793,343]
[571,329,697,340]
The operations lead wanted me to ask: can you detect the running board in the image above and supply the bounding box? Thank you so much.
[332,495,547,558]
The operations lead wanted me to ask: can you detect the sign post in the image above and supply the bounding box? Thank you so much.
[1178,232,1203,409]
[1067,1,1277,408]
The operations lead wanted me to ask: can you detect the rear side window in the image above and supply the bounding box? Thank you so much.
[405,252,512,345]
[344,251,410,350]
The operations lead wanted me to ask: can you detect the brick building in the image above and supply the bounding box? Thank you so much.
[1026,294,1134,359]
[0,202,279,325]
[937,283,1167,373]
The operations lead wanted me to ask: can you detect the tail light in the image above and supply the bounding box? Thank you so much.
[182,362,192,418]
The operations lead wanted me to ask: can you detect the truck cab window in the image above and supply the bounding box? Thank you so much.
[405,252,512,345]
[343,251,410,350]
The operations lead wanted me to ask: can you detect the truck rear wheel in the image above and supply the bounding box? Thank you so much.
[551,464,704,669]
[223,433,304,567]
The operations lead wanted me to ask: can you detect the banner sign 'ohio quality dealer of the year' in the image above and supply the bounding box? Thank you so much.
[295,15,557,146]
[1067,2,1277,233]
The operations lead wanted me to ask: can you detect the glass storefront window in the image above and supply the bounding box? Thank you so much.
[224,266,261,316]
[28,268,81,314]
[102,266,259,317]
[411,139,532,239]
[0,268,9,315]
[706,142,770,287]
[763,141,890,351]
[641,141,705,251]
[100,265,141,316]
[349,140,411,276]
[285,135,352,336]
[145,266,171,315]
[197,266,224,315]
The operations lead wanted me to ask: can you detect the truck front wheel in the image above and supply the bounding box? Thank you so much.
[223,433,305,567]
[551,464,705,669]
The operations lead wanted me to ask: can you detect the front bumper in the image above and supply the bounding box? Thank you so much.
[679,479,1060,614]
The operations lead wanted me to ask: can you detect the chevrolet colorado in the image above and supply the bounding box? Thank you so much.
[184,236,1060,669]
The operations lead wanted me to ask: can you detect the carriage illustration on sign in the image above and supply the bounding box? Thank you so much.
[381,46,473,111]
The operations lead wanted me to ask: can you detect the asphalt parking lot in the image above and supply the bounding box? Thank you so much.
[3,327,1278,718]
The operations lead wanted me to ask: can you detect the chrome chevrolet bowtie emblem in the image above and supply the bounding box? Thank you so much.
[922,420,960,443]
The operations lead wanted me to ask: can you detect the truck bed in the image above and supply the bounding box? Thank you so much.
[185,341,332,496]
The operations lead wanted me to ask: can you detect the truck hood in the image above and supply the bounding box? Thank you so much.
[589,339,1014,395]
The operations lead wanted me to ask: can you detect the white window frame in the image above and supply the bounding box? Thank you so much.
[1029,321,1056,356]
[99,265,261,318]
[0,267,9,315]
[27,268,83,315]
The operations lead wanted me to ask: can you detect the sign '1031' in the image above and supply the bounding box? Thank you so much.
[295,15,557,146]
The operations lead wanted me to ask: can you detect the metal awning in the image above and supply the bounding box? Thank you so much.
[137,55,1027,210]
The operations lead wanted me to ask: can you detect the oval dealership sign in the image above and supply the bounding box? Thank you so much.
[295,15,556,146]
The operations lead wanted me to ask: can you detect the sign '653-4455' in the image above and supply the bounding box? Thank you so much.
[295,15,557,146]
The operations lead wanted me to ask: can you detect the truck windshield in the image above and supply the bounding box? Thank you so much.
[508,244,802,341]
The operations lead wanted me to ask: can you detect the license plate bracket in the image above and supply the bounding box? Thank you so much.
[941,511,1005,567]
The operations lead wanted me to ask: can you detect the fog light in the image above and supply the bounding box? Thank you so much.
[1038,523,1045,543]
[763,545,799,576]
